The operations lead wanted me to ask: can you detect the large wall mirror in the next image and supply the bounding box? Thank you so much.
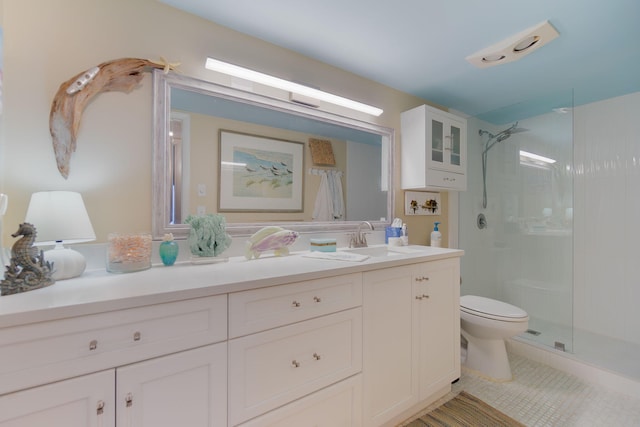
[153,70,394,239]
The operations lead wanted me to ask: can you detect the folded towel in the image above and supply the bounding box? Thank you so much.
[302,251,370,262]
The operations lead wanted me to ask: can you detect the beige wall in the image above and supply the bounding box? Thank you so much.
[1,0,448,246]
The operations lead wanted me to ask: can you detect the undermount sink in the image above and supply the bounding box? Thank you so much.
[342,245,424,258]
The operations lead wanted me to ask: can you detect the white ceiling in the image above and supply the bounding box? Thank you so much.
[159,0,640,123]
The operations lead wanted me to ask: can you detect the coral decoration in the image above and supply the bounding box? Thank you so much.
[185,214,232,258]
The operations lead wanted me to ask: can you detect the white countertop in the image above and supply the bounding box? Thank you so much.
[0,245,463,328]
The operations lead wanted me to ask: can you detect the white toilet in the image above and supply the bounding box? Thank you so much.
[460,295,529,382]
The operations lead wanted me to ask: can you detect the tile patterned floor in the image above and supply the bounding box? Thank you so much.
[444,353,640,426]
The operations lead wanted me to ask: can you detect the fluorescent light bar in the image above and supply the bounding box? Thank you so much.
[205,57,383,116]
[221,161,246,167]
[520,150,556,164]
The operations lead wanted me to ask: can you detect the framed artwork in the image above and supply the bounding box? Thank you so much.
[405,190,441,216]
[218,130,304,212]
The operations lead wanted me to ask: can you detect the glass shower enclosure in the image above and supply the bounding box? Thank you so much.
[459,92,574,352]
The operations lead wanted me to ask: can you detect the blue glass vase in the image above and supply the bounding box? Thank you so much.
[159,240,179,266]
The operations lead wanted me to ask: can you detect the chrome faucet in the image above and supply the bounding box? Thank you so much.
[349,221,374,248]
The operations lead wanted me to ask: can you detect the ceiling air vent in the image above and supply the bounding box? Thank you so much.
[466,20,559,68]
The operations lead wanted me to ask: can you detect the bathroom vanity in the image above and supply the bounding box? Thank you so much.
[0,245,462,427]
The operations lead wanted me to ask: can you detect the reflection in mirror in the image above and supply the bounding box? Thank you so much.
[153,71,394,239]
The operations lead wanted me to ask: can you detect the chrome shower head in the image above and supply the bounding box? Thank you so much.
[480,121,527,154]
[496,131,512,142]
[480,121,528,209]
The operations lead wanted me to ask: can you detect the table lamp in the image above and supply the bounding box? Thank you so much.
[25,191,96,280]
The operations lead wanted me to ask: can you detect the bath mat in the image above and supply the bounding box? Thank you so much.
[399,391,525,427]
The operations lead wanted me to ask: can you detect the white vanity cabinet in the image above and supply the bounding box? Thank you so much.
[237,375,362,427]
[0,295,228,427]
[362,264,416,426]
[228,274,363,427]
[414,259,461,400]
[362,258,460,427]
[0,246,462,427]
[116,343,227,427]
[401,104,467,191]
[0,370,115,427]
[0,344,227,427]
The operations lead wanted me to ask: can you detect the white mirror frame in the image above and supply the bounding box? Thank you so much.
[152,70,395,239]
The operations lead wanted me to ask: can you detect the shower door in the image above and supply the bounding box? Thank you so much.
[459,93,574,353]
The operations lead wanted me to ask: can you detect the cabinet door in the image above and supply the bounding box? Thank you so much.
[0,370,115,427]
[414,259,460,400]
[116,343,227,427]
[428,110,466,174]
[362,265,418,426]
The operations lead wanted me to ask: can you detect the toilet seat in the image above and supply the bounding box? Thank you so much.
[460,295,528,322]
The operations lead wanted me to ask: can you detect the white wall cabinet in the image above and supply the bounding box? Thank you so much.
[362,258,460,426]
[401,104,467,191]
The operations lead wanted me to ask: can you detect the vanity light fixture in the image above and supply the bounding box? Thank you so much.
[466,20,559,68]
[25,191,96,280]
[205,57,383,116]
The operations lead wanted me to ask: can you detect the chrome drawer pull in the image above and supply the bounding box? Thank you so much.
[292,301,301,307]
[133,331,141,341]
[415,295,423,300]
[313,353,321,361]
[125,393,133,407]
[415,276,430,282]
[96,400,105,415]
[291,360,300,368]
[89,340,98,351]
[422,294,430,299]
[313,296,322,303]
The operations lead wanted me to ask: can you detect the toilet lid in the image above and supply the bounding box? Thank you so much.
[460,295,528,321]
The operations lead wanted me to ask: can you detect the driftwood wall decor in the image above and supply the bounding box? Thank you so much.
[49,57,179,179]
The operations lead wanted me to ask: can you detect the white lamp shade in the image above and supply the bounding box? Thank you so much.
[25,191,96,245]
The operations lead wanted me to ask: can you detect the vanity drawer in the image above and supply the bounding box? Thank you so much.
[0,295,227,395]
[237,375,362,427]
[427,169,466,190]
[229,273,362,338]
[228,308,362,426]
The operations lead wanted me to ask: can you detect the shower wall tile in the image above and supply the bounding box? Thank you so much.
[574,91,640,345]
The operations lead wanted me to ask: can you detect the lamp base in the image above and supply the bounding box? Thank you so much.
[44,245,87,280]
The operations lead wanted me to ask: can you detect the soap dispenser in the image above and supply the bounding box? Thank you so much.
[430,222,442,247]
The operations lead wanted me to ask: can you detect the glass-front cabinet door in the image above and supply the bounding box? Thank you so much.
[428,111,465,174]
